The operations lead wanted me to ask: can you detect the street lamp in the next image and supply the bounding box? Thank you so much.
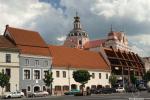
[16,84,17,91]
[68,64,71,91]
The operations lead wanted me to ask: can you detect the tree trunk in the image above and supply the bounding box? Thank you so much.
[1,87,4,98]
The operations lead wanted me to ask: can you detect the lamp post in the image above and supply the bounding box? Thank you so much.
[68,64,71,91]
[122,67,125,88]
[16,84,17,91]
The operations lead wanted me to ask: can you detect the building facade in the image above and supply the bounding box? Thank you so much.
[143,57,150,72]
[0,36,19,94]
[100,47,145,86]
[4,25,52,95]
[49,45,111,95]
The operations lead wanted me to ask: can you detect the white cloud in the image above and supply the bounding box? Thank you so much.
[128,34,150,57]
[56,36,66,41]
[128,34,150,46]
[0,0,150,57]
[91,0,150,22]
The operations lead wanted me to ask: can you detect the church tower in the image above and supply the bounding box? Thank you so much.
[64,13,89,49]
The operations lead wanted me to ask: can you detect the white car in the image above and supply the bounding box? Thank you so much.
[4,91,24,98]
[32,91,49,97]
[116,87,125,92]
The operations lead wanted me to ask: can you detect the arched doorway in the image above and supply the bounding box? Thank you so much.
[71,84,77,90]
[34,86,40,92]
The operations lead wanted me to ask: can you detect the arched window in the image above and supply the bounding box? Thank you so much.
[79,40,82,45]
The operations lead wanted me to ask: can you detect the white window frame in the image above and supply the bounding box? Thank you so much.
[25,59,29,66]
[43,69,49,79]
[23,68,31,80]
[33,69,41,80]
[62,71,66,78]
[35,60,39,67]
[44,60,49,67]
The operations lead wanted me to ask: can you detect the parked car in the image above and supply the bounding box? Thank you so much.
[64,89,80,95]
[4,91,24,99]
[101,88,114,94]
[138,84,147,91]
[33,91,49,97]
[126,86,138,92]
[116,87,125,92]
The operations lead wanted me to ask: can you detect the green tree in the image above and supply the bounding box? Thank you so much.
[0,72,10,97]
[130,74,137,85]
[43,71,53,95]
[109,73,117,88]
[73,70,91,95]
[143,70,150,81]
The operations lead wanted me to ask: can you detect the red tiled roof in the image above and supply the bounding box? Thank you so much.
[49,45,110,70]
[6,26,47,47]
[18,45,50,56]
[4,26,50,56]
[0,35,17,49]
[84,39,105,49]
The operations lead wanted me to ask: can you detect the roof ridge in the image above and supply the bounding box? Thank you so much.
[8,26,38,33]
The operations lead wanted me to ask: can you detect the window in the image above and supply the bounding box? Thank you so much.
[44,70,48,78]
[56,71,60,77]
[63,71,66,78]
[43,86,46,91]
[34,70,40,79]
[63,86,69,91]
[55,86,61,91]
[6,69,11,77]
[106,73,108,79]
[79,40,82,45]
[99,73,101,79]
[25,59,29,65]
[92,73,95,79]
[2,69,4,74]
[5,83,10,92]
[27,86,30,91]
[35,60,39,66]
[24,70,30,79]
[45,61,48,66]
[6,54,11,63]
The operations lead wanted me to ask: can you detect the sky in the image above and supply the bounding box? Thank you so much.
[0,0,149,57]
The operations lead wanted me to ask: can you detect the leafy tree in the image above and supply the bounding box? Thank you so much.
[0,72,10,97]
[130,74,137,85]
[43,71,53,94]
[109,73,117,88]
[73,70,91,95]
[143,70,150,81]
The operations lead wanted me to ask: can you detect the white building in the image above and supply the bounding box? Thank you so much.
[49,45,111,95]
[143,57,150,72]
[0,36,19,94]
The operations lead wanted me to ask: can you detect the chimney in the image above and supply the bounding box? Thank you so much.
[6,24,9,29]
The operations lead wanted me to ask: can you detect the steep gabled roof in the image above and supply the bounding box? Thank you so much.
[49,45,110,70]
[4,25,50,56]
[5,26,47,47]
[0,36,16,48]
[0,36,18,52]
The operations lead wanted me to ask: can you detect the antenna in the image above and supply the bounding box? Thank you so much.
[76,11,78,17]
